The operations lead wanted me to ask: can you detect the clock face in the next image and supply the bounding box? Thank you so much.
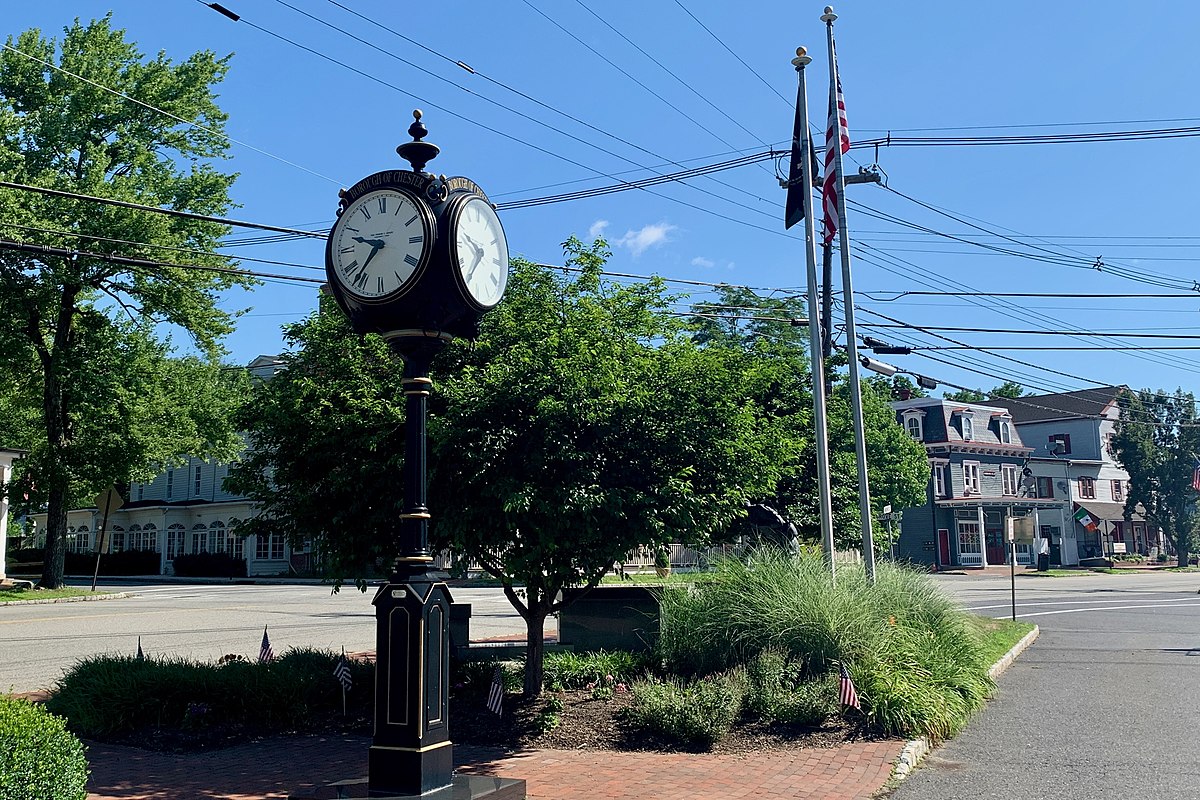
[451,195,509,309]
[327,188,434,301]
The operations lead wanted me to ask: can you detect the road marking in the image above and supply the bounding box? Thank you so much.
[1017,602,1200,618]
[964,596,1200,612]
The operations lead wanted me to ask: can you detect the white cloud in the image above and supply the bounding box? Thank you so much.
[691,256,715,268]
[588,219,609,239]
[614,222,676,257]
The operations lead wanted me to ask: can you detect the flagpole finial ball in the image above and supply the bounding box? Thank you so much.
[824,5,833,12]
[796,46,807,58]
[822,6,838,22]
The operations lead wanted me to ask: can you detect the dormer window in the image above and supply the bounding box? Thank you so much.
[901,410,925,441]
[960,412,975,441]
[998,416,1013,445]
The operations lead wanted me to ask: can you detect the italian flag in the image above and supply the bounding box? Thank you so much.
[1073,505,1099,532]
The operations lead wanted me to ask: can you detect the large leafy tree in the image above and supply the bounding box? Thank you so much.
[1111,388,1200,567]
[0,17,252,587]
[225,298,408,585]
[232,240,790,695]
[684,291,928,551]
[430,240,788,694]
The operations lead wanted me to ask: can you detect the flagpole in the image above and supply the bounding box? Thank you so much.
[822,5,877,583]
[791,46,837,577]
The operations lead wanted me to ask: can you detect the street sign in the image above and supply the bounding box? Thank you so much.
[1112,542,1127,554]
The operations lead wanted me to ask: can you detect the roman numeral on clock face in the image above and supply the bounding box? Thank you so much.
[404,253,418,267]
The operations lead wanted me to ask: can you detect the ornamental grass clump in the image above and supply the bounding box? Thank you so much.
[656,548,994,740]
[0,696,88,800]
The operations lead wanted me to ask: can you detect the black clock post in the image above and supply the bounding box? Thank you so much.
[295,112,522,799]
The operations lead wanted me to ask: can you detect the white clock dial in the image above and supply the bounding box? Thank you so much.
[328,189,432,301]
[452,196,509,308]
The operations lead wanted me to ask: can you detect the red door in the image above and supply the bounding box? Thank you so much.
[937,528,951,566]
[986,528,1005,565]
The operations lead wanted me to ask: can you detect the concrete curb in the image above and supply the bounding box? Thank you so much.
[889,624,1040,786]
[0,591,134,606]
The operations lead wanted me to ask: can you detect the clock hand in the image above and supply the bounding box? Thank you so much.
[353,235,387,248]
[362,240,384,270]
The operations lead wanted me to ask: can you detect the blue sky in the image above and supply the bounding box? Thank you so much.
[8,1,1200,398]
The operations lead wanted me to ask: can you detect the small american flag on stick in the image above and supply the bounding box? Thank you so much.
[486,664,505,715]
[1191,458,1200,492]
[258,626,274,664]
[839,663,860,710]
[333,648,353,693]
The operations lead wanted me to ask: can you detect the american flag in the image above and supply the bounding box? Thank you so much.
[839,663,860,710]
[1192,459,1200,491]
[486,664,505,715]
[821,60,850,246]
[333,648,353,693]
[258,626,274,664]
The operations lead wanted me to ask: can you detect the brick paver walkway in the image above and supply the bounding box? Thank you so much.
[85,734,902,800]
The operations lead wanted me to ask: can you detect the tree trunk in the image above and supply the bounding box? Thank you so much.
[523,606,549,698]
[36,285,79,590]
[39,489,67,589]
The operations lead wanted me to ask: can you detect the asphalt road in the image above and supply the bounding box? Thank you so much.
[893,570,1200,800]
[0,580,530,695]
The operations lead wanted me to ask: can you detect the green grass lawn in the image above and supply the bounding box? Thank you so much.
[972,616,1036,666]
[0,587,105,603]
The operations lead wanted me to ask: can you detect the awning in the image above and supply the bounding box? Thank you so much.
[1077,501,1143,522]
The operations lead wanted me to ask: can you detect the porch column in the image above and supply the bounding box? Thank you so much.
[978,505,988,569]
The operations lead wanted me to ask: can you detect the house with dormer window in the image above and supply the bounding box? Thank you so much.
[892,398,1065,569]
[989,386,1156,564]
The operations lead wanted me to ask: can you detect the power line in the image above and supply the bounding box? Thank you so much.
[0,179,324,238]
[0,220,325,272]
[0,237,324,286]
[855,116,1200,134]
[860,290,1200,300]
[859,324,1200,340]
[851,124,1200,150]
[916,345,1200,352]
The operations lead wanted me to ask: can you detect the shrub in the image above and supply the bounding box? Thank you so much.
[171,552,248,578]
[624,669,746,746]
[0,697,88,800]
[656,549,994,740]
[744,647,838,725]
[542,649,651,691]
[46,648,373,741]
[63,549,162,576]
[1158,553,1169,563]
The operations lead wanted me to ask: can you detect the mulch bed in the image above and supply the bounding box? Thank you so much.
[452,687,875,755]
[85,687,874,755]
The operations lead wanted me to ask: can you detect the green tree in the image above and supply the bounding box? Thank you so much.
[431,239,787,694]
[944,381,1026,402]
[0,17,252,587]
[230,240,789,695]
[225,297,408,586]
[1111,388,1200,568]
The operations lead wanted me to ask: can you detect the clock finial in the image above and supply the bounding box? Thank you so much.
[397,109,440,173]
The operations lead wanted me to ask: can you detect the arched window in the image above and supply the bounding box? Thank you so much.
[192,523,208,554]
[76,525,90,553]
[141,522,159,553]
[127,524,141,553]
[209,520,227,554]
[228,518,245,560]
[167,524,186,561]
[109,525,125,554]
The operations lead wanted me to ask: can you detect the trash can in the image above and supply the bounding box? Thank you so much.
[1037,553,1050,572]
